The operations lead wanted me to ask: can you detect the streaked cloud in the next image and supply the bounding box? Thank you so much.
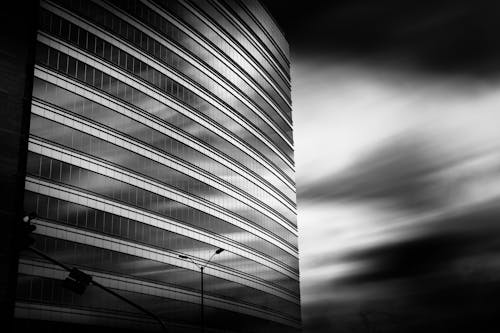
[293,58,500,332]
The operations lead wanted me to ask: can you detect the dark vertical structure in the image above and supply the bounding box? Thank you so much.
[15,0,299,332]
[0,0,39,328]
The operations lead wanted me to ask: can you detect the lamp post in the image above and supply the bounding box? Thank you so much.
[179,248,224,333]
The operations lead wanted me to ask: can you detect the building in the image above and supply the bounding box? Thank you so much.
[10,0,299,332]
[0,0,39,325]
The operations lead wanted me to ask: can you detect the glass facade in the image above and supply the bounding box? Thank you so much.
[16,0,298,332]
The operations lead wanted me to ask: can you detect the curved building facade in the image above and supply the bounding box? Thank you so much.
[16,0,299,332]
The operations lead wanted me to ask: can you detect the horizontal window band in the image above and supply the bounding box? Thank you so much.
[24,186,300,297]
[114,0,292,112]
[34,37,296,184]
[25,166,299,280]
[38,4,293,151]
[152,0,292,105]
[21,215,299,300]
[32,94,297,221]
[33,61,296,203]
[27,135,298,255]
[32,93,296,223]
[31,39,296,218]
[15,302,160,329]
[235,0,290,62]
[214,0,291,77]
[186,0,290,91]
[15,302,298,332]
[24,188,300,295]
[24,179,299,287]
[32,69,297,210]
[26,170,298,280]
[33,62,296,199]
[37,31,294,170]
[220,0,290,73]
[44,0,293,144]
[23,232,301,318]
[17,259,301,326]
[30,103,298,237]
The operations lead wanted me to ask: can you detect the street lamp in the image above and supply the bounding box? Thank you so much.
[178,248,224,333]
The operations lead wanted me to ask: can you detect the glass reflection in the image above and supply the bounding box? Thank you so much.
[24,190,300,295]
[25,1,299,331]
[30,113,297,245]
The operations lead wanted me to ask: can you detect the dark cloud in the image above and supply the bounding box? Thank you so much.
[339,233,500,285]
[262,0,500,76]
[268,2,500,331]
[303,203,500,332]
[299,133,449,211]
[337,234,466,283]
[296,120,500,331]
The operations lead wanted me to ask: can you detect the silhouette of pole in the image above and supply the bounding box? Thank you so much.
[200,266,204,333]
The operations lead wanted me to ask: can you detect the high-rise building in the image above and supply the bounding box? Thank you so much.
[11,0,299,332]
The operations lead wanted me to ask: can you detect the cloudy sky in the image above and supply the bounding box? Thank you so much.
[262,1,500,331]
